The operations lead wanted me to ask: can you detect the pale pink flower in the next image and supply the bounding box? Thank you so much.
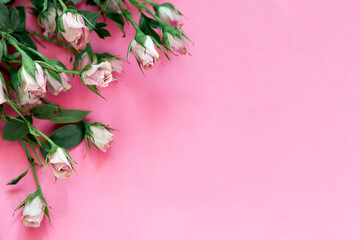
[130,37,160,70]
[21,63,47,98]
[89,125,114,152]
[0,80,6,104]
[60,12,90,50]
[48,148,72,179]
[108,58,123,73]
[75,53,92,71]
[46,72,72,95]
[39,8,62,38]
[168,34,189,55]
[158,6,183,28]
[107,0,120,12]
[83,62,113,87]
[21,196,45,228]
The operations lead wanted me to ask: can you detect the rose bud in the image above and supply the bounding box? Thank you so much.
[46,71,72,95]
[108,58,123,73]
[21,63,47,98]
[0,80,6,105]
[39,8,62,38]
[60,12,90,50]
[48,148,72,179]
[75,53,92,71]
[107,0,120,12]
[167,34,189,55]
[21,196,45,228]
[158,5,183,28]
[130,37,160,70]
[89,125,115,152]
[83,62,113,87]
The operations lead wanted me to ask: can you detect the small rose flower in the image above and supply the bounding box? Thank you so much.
[21,63,47,98]
[168,34,189,55]
[48,148,72,179]
[108,58,123,73]
[39,8,62,38]
[83,62,113,87]
[21,196,45,228]
[60,12,90,50]
[158,6,183,28]
[89,125,115,152]
[130,37,160,70]
[46,71,72,95]
[75,53,92,71]
[0,80,6,105]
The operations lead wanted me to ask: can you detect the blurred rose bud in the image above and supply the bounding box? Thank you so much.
[21,196,45,228]
[60,12,89,50]
[21,63,47,99]
[107,0,120,12]
[158,6,183,28]
[168,34,189,55]
[39,8,62,38]
[0,80,6,104]
[83,62,113,87]
[108,58,123,73]
[46,71,72,95]
[48,148,72,179]
[75,53,92,71]
[89,125,115,152]
[130,37,160,70]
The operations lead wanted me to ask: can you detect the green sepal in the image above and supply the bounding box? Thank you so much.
[7,165,32,185]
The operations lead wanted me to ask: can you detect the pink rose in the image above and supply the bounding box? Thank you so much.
[39,8,62,38]
[21,63,47,98]
[167,34,189,55]
[21,196,45,228]
[48,148,72,179]
[108,58,123,73]
[83,62,113,87]
[46,71,72,95]
[130,37,160,70]
[89,125,115,152]
[60,12,90,50]
[0,80,6,104]
[75,53,92,71]
[158,6,183,28]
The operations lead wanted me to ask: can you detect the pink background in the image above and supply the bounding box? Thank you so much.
[2,0,360,239]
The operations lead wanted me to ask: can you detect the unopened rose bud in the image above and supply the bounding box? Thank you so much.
[39,8,62,38]
[130,37,160,70]
[158,6,183,28]
[46,71,72,95]
[0,80,6,104]
[167,34,189,55]
[48,148,72,179]
[83,62,113,87]
[21,63,47,99]
[60,12,90,50]
[89,125,115,152]
[21,196,45,228]
[108,58,123,73]
[75,53,92,71]
[107,0,120,12]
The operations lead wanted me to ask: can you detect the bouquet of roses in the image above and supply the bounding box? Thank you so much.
[0,0,190,228]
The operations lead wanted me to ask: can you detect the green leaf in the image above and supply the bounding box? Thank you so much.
[94,22,110,39]
[30,104,91,123]
[2,118,30,141]
[0,0,12,4]
[139,13,162,44]
[0,40,3,61]
[105,8,124,28]
[79,10,99,32]
[7,166,31,185]
[10,7,26,32]
[0,3,10,29]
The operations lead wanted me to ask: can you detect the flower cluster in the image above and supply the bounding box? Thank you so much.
[0,0,189,228]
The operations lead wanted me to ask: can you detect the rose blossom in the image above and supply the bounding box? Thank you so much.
[21,196,45,228]
[75,53,92,71]
[39,8,62,38]
[21,63,47,98]
[83,62,113,87]
[107,0,120,12]
[48,148,72,179]
[158,6,183,28]
[108,58,123,73]
[46,71,72,95]
[167,34,189,55]
[130,37,160,70]
[0,80,6,104]
[60,12,90,50]
[89,125,114,152]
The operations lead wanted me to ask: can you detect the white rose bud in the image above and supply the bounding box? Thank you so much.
[89,125,115,152]
[130,36,160,70]
[39,8,62,38]
[21,63,47,99]
[48,148,72,179]
[83,62,113,87]
[21,196,45,228]
[46,71,72,95]
[0,80,6,105]
[158,6,183,28]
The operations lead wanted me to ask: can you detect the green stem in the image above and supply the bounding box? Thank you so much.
[130,0,164,24]
[58,0,68,11]
[56,69,82,74]
[21,140,42,192]
[26,30,76,52]
[118,2,141,31]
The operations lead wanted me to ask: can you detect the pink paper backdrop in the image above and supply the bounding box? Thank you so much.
[2,0,360,239]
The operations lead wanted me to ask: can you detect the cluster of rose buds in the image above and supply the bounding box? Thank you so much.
[0,0,190,229]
